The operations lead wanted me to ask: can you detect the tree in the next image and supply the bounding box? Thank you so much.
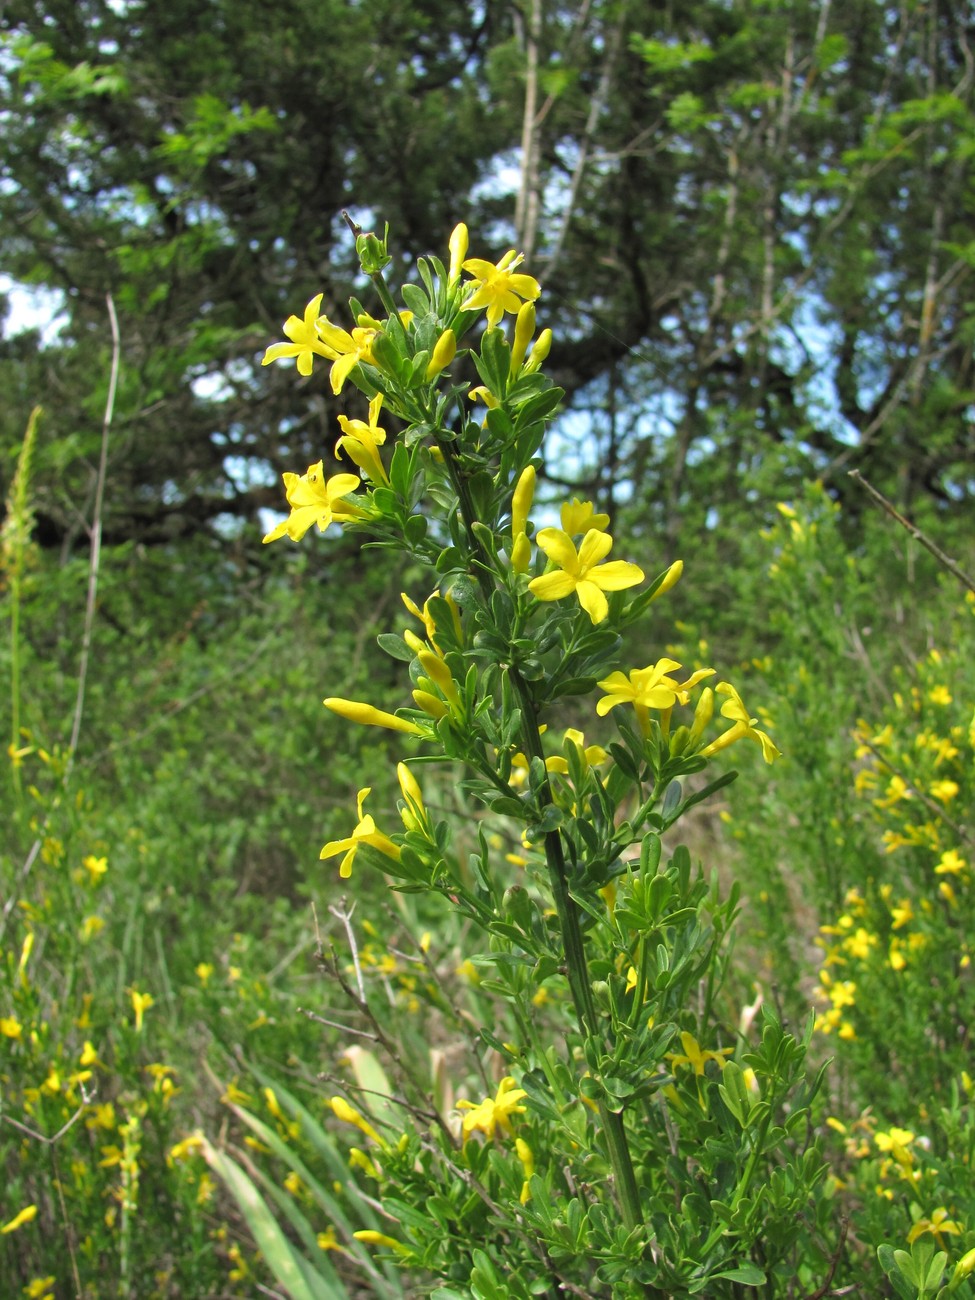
[1,0,973,558]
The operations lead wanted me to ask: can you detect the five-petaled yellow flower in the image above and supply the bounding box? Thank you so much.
[456,1076,527,1141]
[597,659,715,733]
[263,467,361,544]
[700,683,781,764]
[261,294,335,378]
[320,788,401,879]
[335,394,389,485]
[462,251,541,329]
[529,528,644,624]
[315,315,379,395]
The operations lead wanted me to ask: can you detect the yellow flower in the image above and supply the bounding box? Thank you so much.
[24,1277,55,1298]
[86,1102,116,1130]
[941,847,972,878]
[79,915,104,942]
[195,962,214,984]
[700,683,781,764]
[667,1031,733,1077]
[129,989,154,1033]
[597,659,714,733]
[528,528,644,624]
[0,1016,23,1039]
[323,697,426,736]
[890,899,914,930]
[874,1127,915,1166]
[1,1204,38,1234]
[262,466,362,544]
[907,1206,962,1248]
[82,854,108,883]
[261,293,336,378]
[462,250,541,328]
[467,384,500,410]
[335,394,389,485]
[317,1226,342,1252]
[79,1040,101,1068]
[545,728,610,774]
[930,779,960,804]
[315,316,378,395]
[320,788,401,879]
[456,1076,527,1140]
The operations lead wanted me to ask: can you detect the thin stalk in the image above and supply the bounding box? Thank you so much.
[4,406,41,807]
[510,672,644,1232]
[66,295,120,778]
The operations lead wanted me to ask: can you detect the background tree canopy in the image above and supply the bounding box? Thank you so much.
[1,0,973,558]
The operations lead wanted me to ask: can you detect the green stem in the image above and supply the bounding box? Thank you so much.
[434,432,646,1234]
[510,670,644,1231]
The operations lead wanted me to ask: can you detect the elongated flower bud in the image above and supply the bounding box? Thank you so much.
[412,689,448,719]
[448,223,469,283]
[509,301,535,374]
[511,532,531,574]
[324,697,425,736]
[426,328,457,379]
[511,465,536,538]
[650,558,684,601]
[418,649,461,706]
[689,686,715,746]
[524,328,552,373]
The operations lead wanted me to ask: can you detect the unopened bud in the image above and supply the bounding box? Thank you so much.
[689,688,715,746]
[511,532,531,574]
[356,228,391,275]
[448,223,469,283]
[511,465,536,538]
[650,559,683,602]
[523,327,552,373]
[509,301,535,374]
[426,328,457,379]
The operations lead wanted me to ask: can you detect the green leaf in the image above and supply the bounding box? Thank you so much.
[712,1262,767,1285]
[377,633,414,662]
[199,1140,324,1300]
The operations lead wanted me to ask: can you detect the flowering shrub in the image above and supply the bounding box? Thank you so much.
[211,221,833,1297]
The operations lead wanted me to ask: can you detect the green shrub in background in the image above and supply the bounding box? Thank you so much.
[0,401,409,1295]
[698,484,975,1295]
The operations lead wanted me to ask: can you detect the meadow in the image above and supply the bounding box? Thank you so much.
[2,231,974,1300]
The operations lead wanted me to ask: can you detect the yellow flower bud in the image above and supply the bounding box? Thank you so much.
[425,328,457,379]
[509,301,535,374]
[955,1247,975,1280]
[524,327,552,372]
[448,224,469,282]
[330,1097,383,1145]
[689,687,714,745]
[511,532,531,574]
[511,465,536,539]
[323,698,425,736]
[650,559,683,601]
[417,650,461,706]
[412,689,448,719]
